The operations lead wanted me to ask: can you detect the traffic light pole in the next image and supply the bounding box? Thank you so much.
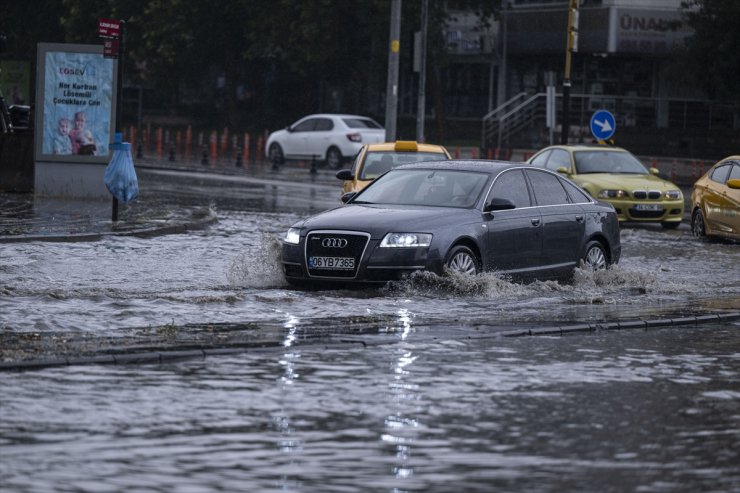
[561,0,578,145]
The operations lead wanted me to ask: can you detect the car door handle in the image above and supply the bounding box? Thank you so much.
[575,215,584,223]
[531,218,541,226]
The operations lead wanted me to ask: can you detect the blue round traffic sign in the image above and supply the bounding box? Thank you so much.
[590,110,616,141]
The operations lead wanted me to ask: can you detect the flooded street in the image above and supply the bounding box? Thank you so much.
[1,167,740,492]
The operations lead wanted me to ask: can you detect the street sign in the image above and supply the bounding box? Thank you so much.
[97,18,121,39]
[590,109,616,141]
[103,39,119,59]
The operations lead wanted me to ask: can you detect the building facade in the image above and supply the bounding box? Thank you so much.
[410,0,738,158]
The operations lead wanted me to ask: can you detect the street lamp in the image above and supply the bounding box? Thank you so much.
[561,0,579,144]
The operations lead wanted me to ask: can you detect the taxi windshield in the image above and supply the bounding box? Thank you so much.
[573,150,648,174]
[360,152,448,179]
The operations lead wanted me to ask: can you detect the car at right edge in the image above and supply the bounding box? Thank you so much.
[690,155,740,241]
[528,144,684,228]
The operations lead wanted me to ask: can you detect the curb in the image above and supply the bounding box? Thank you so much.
[499,311,740,337]
[2,311,739,372]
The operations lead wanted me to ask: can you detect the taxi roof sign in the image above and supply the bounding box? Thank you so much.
[394,141,419,152]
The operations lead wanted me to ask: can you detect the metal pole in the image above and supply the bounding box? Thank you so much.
[496,3,508,108]
[385,0,402,142]
[561,0,578,145]
[112,20,125,222]
[415,0,428,142]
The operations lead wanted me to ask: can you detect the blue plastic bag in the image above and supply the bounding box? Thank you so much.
[104,141,139,203]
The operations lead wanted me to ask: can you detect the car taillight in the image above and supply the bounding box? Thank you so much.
[346,133,362,142]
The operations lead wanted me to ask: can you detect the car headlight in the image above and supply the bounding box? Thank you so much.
[597,189,628,199]
[664,190,682,200]
[380,233,432,248]
[284,228,301,244]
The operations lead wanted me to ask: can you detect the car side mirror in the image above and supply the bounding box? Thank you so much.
[649,167,660,175]
[341,192,357,204]
[727,178,740,190]
[556,166,570,174]
[484,197,516,212]
[336,169,354,181]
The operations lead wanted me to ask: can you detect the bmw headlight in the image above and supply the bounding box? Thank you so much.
[664,190,682,200]
[597,189,628,199]
[380,233,432,248]
[284,228,301,245]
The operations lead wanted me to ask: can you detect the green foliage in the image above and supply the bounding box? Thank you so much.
[679,0,740,103]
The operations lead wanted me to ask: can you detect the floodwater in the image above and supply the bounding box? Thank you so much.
[1,168,739,492]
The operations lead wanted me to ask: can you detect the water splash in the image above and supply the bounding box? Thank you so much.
[226,233,287,288]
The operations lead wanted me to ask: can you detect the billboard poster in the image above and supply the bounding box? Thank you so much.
[35,43,117,163]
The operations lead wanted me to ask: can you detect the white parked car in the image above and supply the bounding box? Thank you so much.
[266,114,385,168]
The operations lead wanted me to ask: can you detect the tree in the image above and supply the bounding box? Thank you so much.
[679,0,740,103]
[3,0,501,134]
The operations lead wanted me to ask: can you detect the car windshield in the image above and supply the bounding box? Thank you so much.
[353,169,489,208]
[343,117,383,129]
[573,150,648,174]
[360,152,448,179]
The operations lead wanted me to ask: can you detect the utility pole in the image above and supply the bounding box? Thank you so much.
[561,0,579,144]
[385,0,402,142]
[415,0,428,142]
[496,2,508,108]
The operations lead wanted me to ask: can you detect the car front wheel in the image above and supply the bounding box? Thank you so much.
[326,146,343,169]
[691,209,706,238]
[269,143,284,164]
[445,245,480,275]
[581,240,608,270]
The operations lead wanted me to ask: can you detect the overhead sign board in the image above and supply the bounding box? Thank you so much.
[590,109,616,141]
[97,18,121,39]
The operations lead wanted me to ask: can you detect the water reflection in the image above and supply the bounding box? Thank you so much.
[273,314,303,490]
[382,309,420,491]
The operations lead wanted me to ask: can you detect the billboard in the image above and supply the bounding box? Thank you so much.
[35,43,117,163]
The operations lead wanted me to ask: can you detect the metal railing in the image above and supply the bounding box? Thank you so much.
[482,92,739,151]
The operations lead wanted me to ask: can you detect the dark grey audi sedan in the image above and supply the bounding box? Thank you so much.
[281,160,621,286]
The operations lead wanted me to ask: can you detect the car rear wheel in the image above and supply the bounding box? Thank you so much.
[269,143,284,164]
[326,146,343,169]
[445,245,480,275]
[691,209,706,238]
[581,240,608,270]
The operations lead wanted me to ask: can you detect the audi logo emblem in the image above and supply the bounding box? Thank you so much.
[321,238,348,248]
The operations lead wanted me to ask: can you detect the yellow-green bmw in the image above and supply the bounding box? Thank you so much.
[528,145,684,228]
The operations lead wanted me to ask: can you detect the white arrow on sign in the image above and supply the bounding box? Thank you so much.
[594,119,613,133]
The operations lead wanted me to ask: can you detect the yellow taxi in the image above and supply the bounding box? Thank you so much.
[335,141,451,198]
[528,144,684,228]
[690,155,740,241]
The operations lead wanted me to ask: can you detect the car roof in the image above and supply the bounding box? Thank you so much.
[301,113,377,120]
[541,144,630,152]
[395,159,528,173]
[364,141,448,153]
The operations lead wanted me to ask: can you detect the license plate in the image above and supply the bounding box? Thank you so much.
[309,256,355,270]
[634,204,663,211]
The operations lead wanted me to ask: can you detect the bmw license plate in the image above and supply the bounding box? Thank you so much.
[309,256,355,270]
[634,204,662,211]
